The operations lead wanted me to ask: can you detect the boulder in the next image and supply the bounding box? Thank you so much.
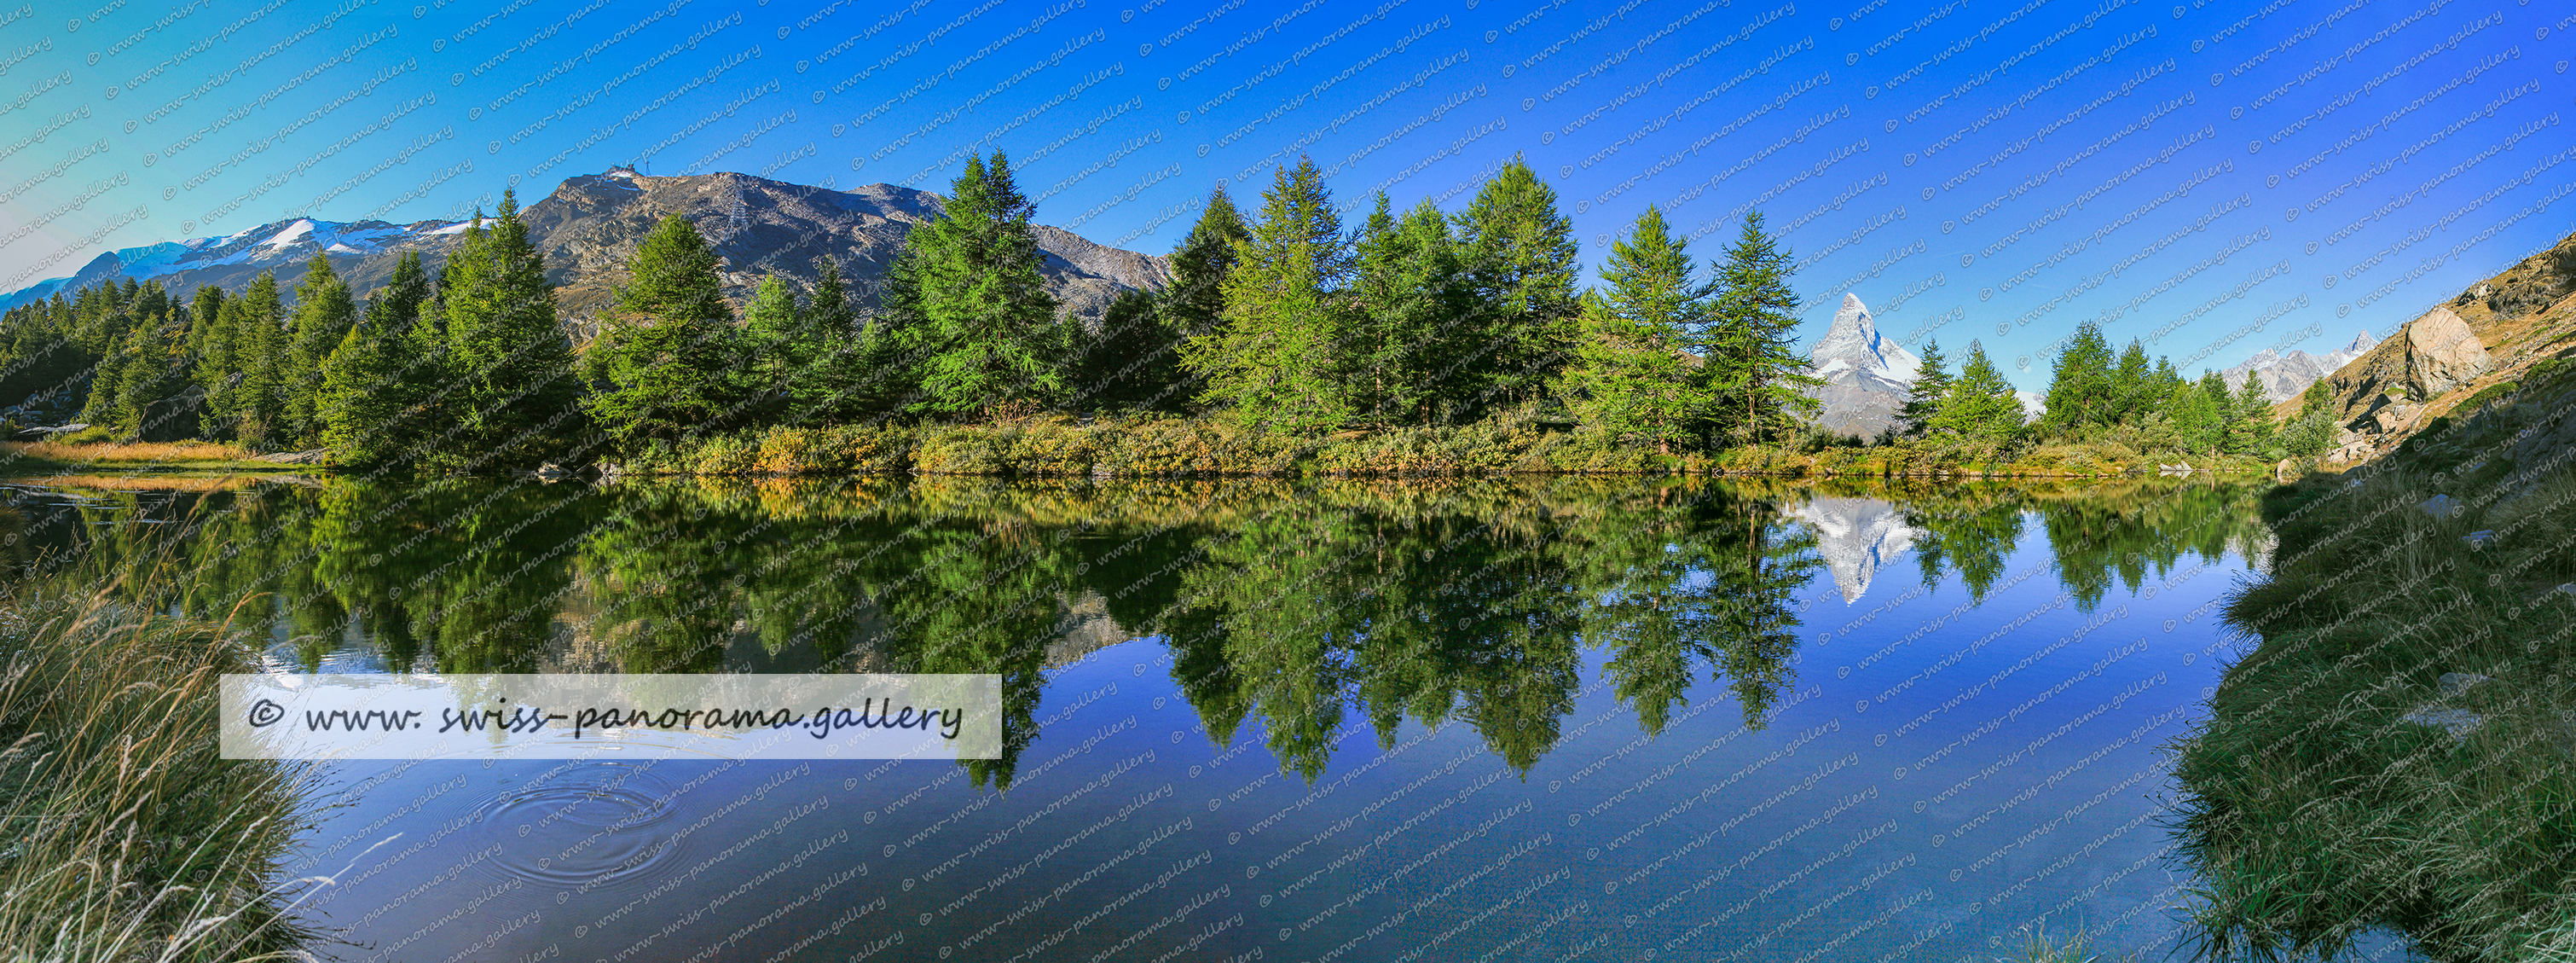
[2401,306,2495,397]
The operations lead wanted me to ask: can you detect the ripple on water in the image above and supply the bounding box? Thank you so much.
[466,761,687,900]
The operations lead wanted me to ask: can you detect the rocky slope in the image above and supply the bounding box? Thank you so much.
[2297,231,2576,466]
[0,168,1172,337]
[1808,293,1922,439]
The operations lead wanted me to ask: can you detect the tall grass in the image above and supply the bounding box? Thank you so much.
[0,533,316,959]
[2173,377,2576,960]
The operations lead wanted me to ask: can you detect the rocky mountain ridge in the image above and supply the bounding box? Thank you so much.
[0,169,1172,335]
[2302,231,2576,467]
[2220,331,2380,403]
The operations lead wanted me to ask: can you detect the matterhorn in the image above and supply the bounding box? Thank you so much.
[1807,293,1922,440]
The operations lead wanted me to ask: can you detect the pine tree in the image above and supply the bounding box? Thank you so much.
[790,255,867,420]
[1126,187,1249,415]
[2041,321,2115,437]
[321,252,439,470]
[1349,194,1472,425]
[189,286,234,439]
[282,253,356,448]
[2230,369,2274,455]
[1931,341,2024,442]
[229,273,287,446]
[1181,157,1352,433]
[903,151,1066,418]
[1556,206,1709,454]
[584,212,744,452]
[2110,339,2152,424]
[1166,187,1249,339]
[114,307,192,440]
[1899,338,1949,438]
[1699,211,1821,448]
[848,243,929,418]
[741,274,805,418]
[440,192,583,467]
[2284,379,2338,457]
[1454,157,1580,409]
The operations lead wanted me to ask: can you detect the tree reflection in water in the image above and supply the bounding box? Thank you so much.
[1,473,2264,787]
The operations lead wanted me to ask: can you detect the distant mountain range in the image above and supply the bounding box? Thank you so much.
[0,168,1171,334]
[2220,330,2381,402]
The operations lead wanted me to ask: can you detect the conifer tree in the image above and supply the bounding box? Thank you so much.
[902,151,1065,418]
[440,192,582,467]
[1068,287,1181,412]
[1114,186,1249,415]
[740,274,805,417]
[1899,338,1949,438]
[2041,321,2115,436]
[114,310,191,440]
[790,255,868,420]
[190,286,234,439]
[1931,341,2024,442]
[1557,206,1709,454]
[229,273,287,446]
[2284,380,2338,457]
[849,244,929,418]
[2230,370,2274,455]
[321,252,437,469]
[1350,194,1472,425]
[1700,211,1821,448]
[1455,157,1580,408]
[1163,187,1249,342]
[283,253,356,447]
[2110,339,2152,424]
[584,212,744,451]
[1182,157,1352,433]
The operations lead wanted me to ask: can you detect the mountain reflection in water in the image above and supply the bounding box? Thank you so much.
[2,474,2269,962]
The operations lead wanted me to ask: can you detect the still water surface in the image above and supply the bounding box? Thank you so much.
[6,474,2268,962]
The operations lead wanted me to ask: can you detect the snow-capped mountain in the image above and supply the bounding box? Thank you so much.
[1786,495,1919,603]
[2219,330,2380,402]
[1807,293,1923,439]
[0,168,1170,329]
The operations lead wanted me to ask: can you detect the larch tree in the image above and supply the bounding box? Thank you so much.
[1557,206,1710,454]
[439,193,583,467]
[1931,341,2025,443]
[1182,157,1354,433]
[583,212,744,452]
[1700,211,1821,448]
[1899,338,1949,438]
[1454,157,1581,410]
[901,151,1066,419]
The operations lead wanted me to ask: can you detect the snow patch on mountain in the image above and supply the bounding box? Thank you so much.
[1807,293,1923,439]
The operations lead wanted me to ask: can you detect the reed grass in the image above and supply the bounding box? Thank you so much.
[0,529,317,960]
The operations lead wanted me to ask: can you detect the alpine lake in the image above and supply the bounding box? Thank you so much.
[1,472,2359,963]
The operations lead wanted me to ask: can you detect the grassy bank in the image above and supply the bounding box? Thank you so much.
[2173,370,2576,960]
[0,439,289,475]
[0,557,313,958]
[617,415,2272,479]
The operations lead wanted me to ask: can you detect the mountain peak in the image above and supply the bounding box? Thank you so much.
[1807,293,1923,439]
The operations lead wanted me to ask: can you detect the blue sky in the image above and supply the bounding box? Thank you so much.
[0,0,2565,388]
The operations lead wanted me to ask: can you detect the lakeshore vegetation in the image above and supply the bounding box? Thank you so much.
[3,153,2313,478]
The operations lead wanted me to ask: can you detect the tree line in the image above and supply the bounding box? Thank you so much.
[0,152,1832,471]
[0,148,2336,471]
[1890,321,2338,461]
